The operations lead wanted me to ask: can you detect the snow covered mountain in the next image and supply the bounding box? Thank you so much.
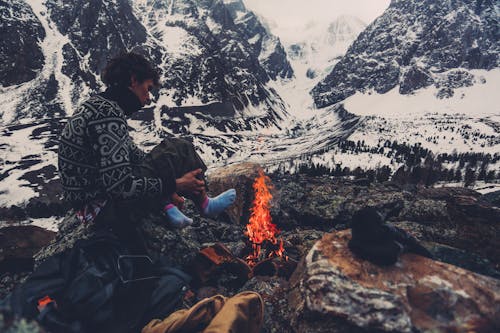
[0,0,293,123]
[266,15,366,122]
[0,0,498,212]
[286,15,366,83]
[312,0,499,107]
[0,0,357,208]
[303,0,499,175]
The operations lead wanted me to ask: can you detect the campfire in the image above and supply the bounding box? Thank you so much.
[245,170,286,266]
[190,169,294,286]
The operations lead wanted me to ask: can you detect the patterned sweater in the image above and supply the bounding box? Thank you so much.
[58,90,173,208]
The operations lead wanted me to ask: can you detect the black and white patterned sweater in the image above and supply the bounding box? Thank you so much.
[58,87,174,208]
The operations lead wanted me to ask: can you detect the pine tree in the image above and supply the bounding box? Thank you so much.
[464,167,476,187]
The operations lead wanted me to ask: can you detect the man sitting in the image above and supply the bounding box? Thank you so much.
[58,52,236,250]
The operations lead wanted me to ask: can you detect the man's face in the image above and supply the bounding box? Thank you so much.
[129,77,155,107]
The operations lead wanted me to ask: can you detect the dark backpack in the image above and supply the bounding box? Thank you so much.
[1,231,191,333]
[349,207,432,266]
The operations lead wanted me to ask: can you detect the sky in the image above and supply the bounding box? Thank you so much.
[243,0,391,28]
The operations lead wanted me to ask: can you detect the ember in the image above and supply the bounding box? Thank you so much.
[245,170,286,266]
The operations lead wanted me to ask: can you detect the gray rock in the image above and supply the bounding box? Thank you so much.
[312,0,499,107]
[0,0,45,86]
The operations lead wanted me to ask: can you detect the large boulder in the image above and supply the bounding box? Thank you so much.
[207,162,262,225]
[33,208,246,270]
[272,175,499,269]
[289,230,500,333]
[405,187,500,268]
[272,175,412,230]
[0,226,56,273]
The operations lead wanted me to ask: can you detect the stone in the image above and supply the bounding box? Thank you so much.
[207,162,263,225]
[239,276,294,333]
[0,226,56,273]
[273,175,411,230]
[33,212,95,267]
[289,230,500,333]
[399,199,449,224]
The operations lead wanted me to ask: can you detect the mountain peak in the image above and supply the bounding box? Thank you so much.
[312,0,500,108]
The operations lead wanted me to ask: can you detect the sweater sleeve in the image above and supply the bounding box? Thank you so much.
[128,137,146,165]
[86,113,176,200]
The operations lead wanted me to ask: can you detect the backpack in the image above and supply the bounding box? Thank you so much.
[1,230,191,333]
[349,207,433,266]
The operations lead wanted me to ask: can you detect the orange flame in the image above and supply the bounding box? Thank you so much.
[245,170,286,265]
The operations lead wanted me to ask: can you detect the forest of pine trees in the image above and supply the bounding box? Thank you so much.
[273,139,499,187]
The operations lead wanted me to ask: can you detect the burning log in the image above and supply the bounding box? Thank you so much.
[252,257,298,279]
[189,243,252,287]
[190,243,297,286]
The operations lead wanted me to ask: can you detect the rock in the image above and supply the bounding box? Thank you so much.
[281,229,325,260]
[33,213,94,267]
[481,190,500,207]
[207,162,262,225]
[436,87,454,99]
[274,177,347,229]
[273,175,411,230]
[0,309,45,333]
[417,186,481,200]
[399,198,449,223]
[0,226,56,273]
[0,0,45,86]
[312,0,498,107]
[0,272,30,300]
[289,230,500,333]
[424,240,500,279]
[400,187,500,268]
[140,213,244,269]
[239,276,294,333]
[33,206,246,270]
[399,66,434,94]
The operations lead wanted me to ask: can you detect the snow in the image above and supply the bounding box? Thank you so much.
[257,36,277,61]
[0,121,59,206]
[0,1,75,123]
[248,33,260,44]
[27,0,73,113]
[341,69,500,154]
[243,0,389,30]
[473,183,500,195]
[162,26,202,57]
[264,15,366,126]
[30,216,63,232]
[206,16,222,33]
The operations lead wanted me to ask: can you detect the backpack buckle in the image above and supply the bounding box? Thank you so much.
[37,295,56,312]
[117,255,159,283]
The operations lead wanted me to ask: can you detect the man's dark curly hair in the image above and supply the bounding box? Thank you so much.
[101,52,160,87]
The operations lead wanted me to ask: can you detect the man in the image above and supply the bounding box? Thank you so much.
[58,52,235,249]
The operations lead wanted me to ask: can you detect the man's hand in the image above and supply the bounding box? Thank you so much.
[171,192,185,210]
[176,169,205,196]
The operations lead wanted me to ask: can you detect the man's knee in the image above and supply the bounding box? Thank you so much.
[160,138,194,152]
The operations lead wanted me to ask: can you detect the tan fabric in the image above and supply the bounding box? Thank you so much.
[142,291,264,333]
[203,291,264,333]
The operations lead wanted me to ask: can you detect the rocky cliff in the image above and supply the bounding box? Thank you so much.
[0,0,293,128]
[312,0,499,107]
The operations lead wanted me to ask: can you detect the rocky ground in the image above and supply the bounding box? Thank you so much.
[1,163,499,332]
